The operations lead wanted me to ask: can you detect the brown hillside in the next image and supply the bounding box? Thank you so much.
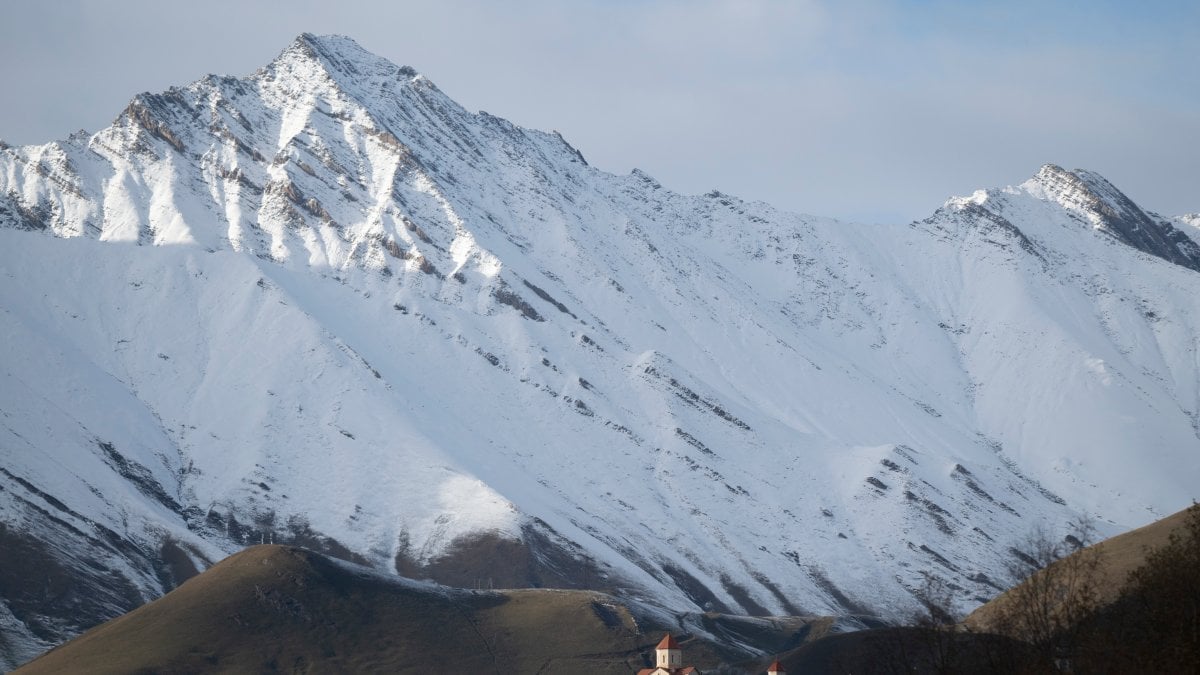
[15,545,830,673]
[743,506,1199,674]
[964,504,1195,632]
[16,545,653,673]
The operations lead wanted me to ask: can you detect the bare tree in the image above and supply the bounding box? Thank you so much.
[860,574,965,675]
[910,574,962,674]
[1119,503,1200,671]
[991,516,1105,669]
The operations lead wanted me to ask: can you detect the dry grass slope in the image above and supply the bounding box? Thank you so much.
[15,545,656,674]
[15,545,834,673]
[964,505,1194,632]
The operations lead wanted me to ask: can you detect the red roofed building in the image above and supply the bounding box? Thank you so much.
[767,659,786,673]
[636,633,703,674]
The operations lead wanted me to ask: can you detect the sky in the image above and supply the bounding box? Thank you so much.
[0,0,1196,223]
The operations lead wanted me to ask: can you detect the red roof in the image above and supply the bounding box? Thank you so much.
[767,659,786,673]
[656,633,680,650]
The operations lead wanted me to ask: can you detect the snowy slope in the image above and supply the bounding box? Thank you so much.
[1,34,1198,668]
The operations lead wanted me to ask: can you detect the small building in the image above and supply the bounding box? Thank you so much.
[637,633,701,675]
[767,660,786,674]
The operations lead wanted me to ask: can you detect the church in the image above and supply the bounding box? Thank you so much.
[636,634,786,674]
[636,634,699,675]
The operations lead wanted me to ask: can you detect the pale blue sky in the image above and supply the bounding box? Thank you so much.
[1,0,1196,223]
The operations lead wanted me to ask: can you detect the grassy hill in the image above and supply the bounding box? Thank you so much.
[762,504,1200,674]
[964,504,1195,633]
[14,545,829,673]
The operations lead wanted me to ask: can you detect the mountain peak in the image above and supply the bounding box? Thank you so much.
[1028,163,1125,213]
[287,32,375,68]
[1024,164,1200,272]
[262,33,427,94]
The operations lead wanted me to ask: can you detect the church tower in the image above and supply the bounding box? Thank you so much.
[637,632,700,674]
[656,634,682,669]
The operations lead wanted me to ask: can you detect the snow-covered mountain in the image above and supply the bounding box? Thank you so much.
[2,33,1198,668]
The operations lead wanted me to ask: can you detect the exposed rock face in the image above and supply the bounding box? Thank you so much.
[1,33,1199,670]
[1026,163,1200,272]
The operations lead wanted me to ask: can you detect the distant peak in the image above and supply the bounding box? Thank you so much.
[1033,162,1071,181]
[630,168,661,188]
[1025,163,1123,218]
[290,32,370,60]
[1024,163,1200,273]
[1177,213,1200,229]
[266,33,427,90]
[1030,163,1120,200]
